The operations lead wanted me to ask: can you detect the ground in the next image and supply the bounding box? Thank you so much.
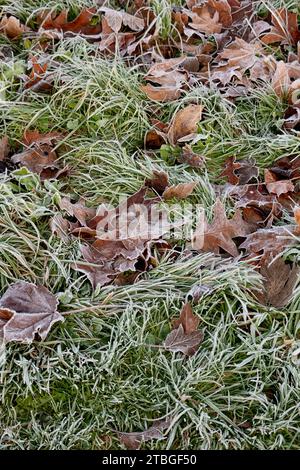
[0,0,300,450]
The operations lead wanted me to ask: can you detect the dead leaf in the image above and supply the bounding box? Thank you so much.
[11,130,64,179]
[38,8,102,36]
[164,323,204,356]
[115,418,170,450]
[178,145,205,168]
[172,302,200,333]
[167,104,203,145]
[240,225,298,260]
[265,169,295,196]
[24,56,53,92]
[145,170,169,195]
[192,198,255,257]
[0,282,63,344]
[256,256,299,308]
[60,197,96,227]
[0,15,29,39]
[162,182,197,200]
[0,136,9,162]
[261,8,300,46]
[272,61,290,98]
[100,7,144,33]
[141,83,182,102]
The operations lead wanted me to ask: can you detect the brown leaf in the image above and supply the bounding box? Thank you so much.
[240,225,298,260]
[272,61,290,98]
[265,169,295,196]
[172,302,200,333]
[141,83,182,102]
[145,170,169,195]
[0,136,9,162]
[187,4,223,35]
[256,256,299,308]
[193,199,255,257]
[0,282,63,344]
[220,157,259,186]
[162,182,197,200]
[11,130,63,178]
[38,8,102,36]
[164,323,204,356]
[261,8,300,46]
[0,15,29,39]
[24,56,53,92]
[212,38,264,84]
[100,7,144,33]
[115,418,170,450]
[60,197,96,227]
[178,145,205,168]
[167,104,203,145]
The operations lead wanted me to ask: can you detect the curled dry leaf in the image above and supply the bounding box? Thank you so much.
[255,256,299,308]
[24,57,53,93]
[162,182,197,200]
[145,170,169,195]
[38,8,101,36]
[167,104,203,145]
[0,282,63,344]
[115,418,171,450]
[60,197,96,227]
[0,15,29,39]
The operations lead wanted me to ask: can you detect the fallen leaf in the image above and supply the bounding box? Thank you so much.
[145,170,169,195]
[265,169,295,196]
[240,225,298,260]
[163,323,204,356]
[172,302,200,333]
[38,8,102,36]
[178,145,205,168]
[60,197,96,227]
[167,104,203,145]
[100,7,144,33]
[0,15,29,39]
[272,60,290,98]
[162,182,197,200]
[261,8,300,46]
[0,282,63,344]
[0,136,9,162]
[115,418,170,450]
[11,130,64,179]
[192,199,255,257]
[24,56,53,92]
[141,83,182,102]
[256,256,299,307]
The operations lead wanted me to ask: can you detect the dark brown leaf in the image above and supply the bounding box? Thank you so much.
[163,323,204,356]
[172,302,200,333]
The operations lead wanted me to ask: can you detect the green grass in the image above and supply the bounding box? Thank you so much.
[1,0,300,450]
